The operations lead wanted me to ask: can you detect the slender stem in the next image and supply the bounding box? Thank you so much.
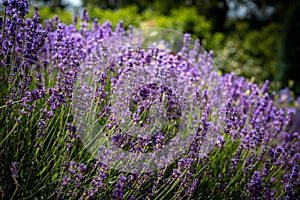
[1,6,6,53]
[10,179,19,200]
[0,99,24,109]
[0,120,18,147]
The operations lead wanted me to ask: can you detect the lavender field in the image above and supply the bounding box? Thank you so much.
[0,0,299,199]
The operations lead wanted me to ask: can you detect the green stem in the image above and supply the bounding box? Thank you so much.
[10,179,18,200]
[154,179,180,200]
[0,99,25,109]
[0,120,18,147]
[1,6,6,54]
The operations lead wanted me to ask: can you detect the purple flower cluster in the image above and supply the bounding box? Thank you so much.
[10,162,19,180]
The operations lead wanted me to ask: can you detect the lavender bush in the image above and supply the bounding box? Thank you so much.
[0,0,299,199]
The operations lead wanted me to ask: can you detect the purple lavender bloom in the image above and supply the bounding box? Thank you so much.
[61,175,71,187]
[78,163,87,173]
[248,171,263,199]
[81,8,89,22]
[279,87,294,103]
[172,168,182,179]
[186,178,198,197]
[112,174,127,200]
[296,96,300,106]
[10,162,19,180]
[261,80,270,94]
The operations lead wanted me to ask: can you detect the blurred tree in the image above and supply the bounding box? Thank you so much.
[82,0,154,11]
[231,0,294,29]
[80,0,293,32]
[82,0,228,31]
[277,0,300,95]
[31,0,68,10]
[191,0,228,32]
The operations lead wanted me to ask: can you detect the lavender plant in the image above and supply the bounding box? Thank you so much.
[0,1,299,199]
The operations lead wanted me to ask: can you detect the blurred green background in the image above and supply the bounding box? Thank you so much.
[29,0,300,95]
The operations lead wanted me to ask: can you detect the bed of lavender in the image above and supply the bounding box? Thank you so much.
[0,0,299,199]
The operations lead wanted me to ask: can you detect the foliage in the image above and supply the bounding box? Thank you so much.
[27,5,73,24]
[86,5,142,29]
[215,22,280,86]
[80,0,292,30]
[31,0,67,9]
[141,8,213,45]
[277,0,300,95]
